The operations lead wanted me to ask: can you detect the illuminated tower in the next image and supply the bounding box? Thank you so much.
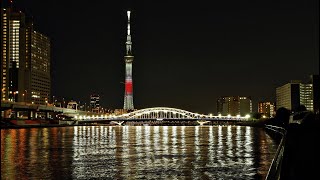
[123,10,134,110]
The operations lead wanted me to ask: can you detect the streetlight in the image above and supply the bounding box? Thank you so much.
[13,91,16,102]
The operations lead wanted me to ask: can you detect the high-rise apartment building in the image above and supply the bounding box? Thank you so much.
[276,80,313,111]
[217,96,252,116]
[258,102,275,117]
[27,30,51,104]
[1,7,51,105]
[1,8,26,102]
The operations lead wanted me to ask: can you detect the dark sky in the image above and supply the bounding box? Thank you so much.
[9,0,319,114]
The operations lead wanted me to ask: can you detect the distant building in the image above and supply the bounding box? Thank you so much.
[1,7,51,104]
[258,102,275,117]
[299,83,313,111]
[310,75,319,114]
[90,94,100,113]
[276,80,313,112]
[217,96,252,116]
[114,109,128,115]
[67,101,78,110]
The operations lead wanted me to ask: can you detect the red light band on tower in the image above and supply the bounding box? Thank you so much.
[125,82,132,94]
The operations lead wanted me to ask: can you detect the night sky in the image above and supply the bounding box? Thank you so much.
[9,0,319,114]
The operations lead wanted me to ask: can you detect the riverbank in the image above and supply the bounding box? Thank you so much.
[0,124,80,129]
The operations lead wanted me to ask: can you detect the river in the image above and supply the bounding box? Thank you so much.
[1,126,278,179]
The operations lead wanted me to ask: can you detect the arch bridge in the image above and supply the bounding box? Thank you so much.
[76,107,249,122]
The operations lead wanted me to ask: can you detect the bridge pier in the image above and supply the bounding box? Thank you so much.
[44,112,50,119]
[111,121,124,126]
[2,109,11,119]
[197,120,210,126]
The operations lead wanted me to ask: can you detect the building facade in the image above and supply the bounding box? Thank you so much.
[310,75,319,114]
[258,102,275,117]
[217,96,252,116]
[90,94,100,113]
[276,80,313,111]
[28,29,51,104]
[1,8,26,102]
[1,7,51,105]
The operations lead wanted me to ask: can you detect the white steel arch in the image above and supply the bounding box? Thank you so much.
[113,107,247,120]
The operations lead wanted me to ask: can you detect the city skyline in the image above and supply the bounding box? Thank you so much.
[10,0,319,114]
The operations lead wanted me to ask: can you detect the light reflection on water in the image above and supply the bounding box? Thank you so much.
[1,126,278,179]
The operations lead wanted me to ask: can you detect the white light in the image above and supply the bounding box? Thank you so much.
[245,114,250,118]
[236,115,240,118]
[127,11,131,20]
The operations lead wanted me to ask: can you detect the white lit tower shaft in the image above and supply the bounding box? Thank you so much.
[123,11,134,110]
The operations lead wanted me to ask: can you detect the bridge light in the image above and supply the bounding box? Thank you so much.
[218,114,222,117]
[236,115,240,118]
[209,113,213,117]
[245,114,250,119]
[227,114,231,118]
[75,115,78,119]
[262,115,266,118]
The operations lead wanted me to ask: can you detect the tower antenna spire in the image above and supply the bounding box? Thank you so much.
[126,10,132,55]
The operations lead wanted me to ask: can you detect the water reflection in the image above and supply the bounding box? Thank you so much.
[1,126,278,179]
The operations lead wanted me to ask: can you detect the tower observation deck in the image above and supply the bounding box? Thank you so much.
[123,11,134,110]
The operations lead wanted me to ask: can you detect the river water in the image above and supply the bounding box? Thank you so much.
[1,126,278,179]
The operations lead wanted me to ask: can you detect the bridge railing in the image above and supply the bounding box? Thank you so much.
[264,125,287,180]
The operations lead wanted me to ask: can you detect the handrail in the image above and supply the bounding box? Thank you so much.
[265,125,287,180]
